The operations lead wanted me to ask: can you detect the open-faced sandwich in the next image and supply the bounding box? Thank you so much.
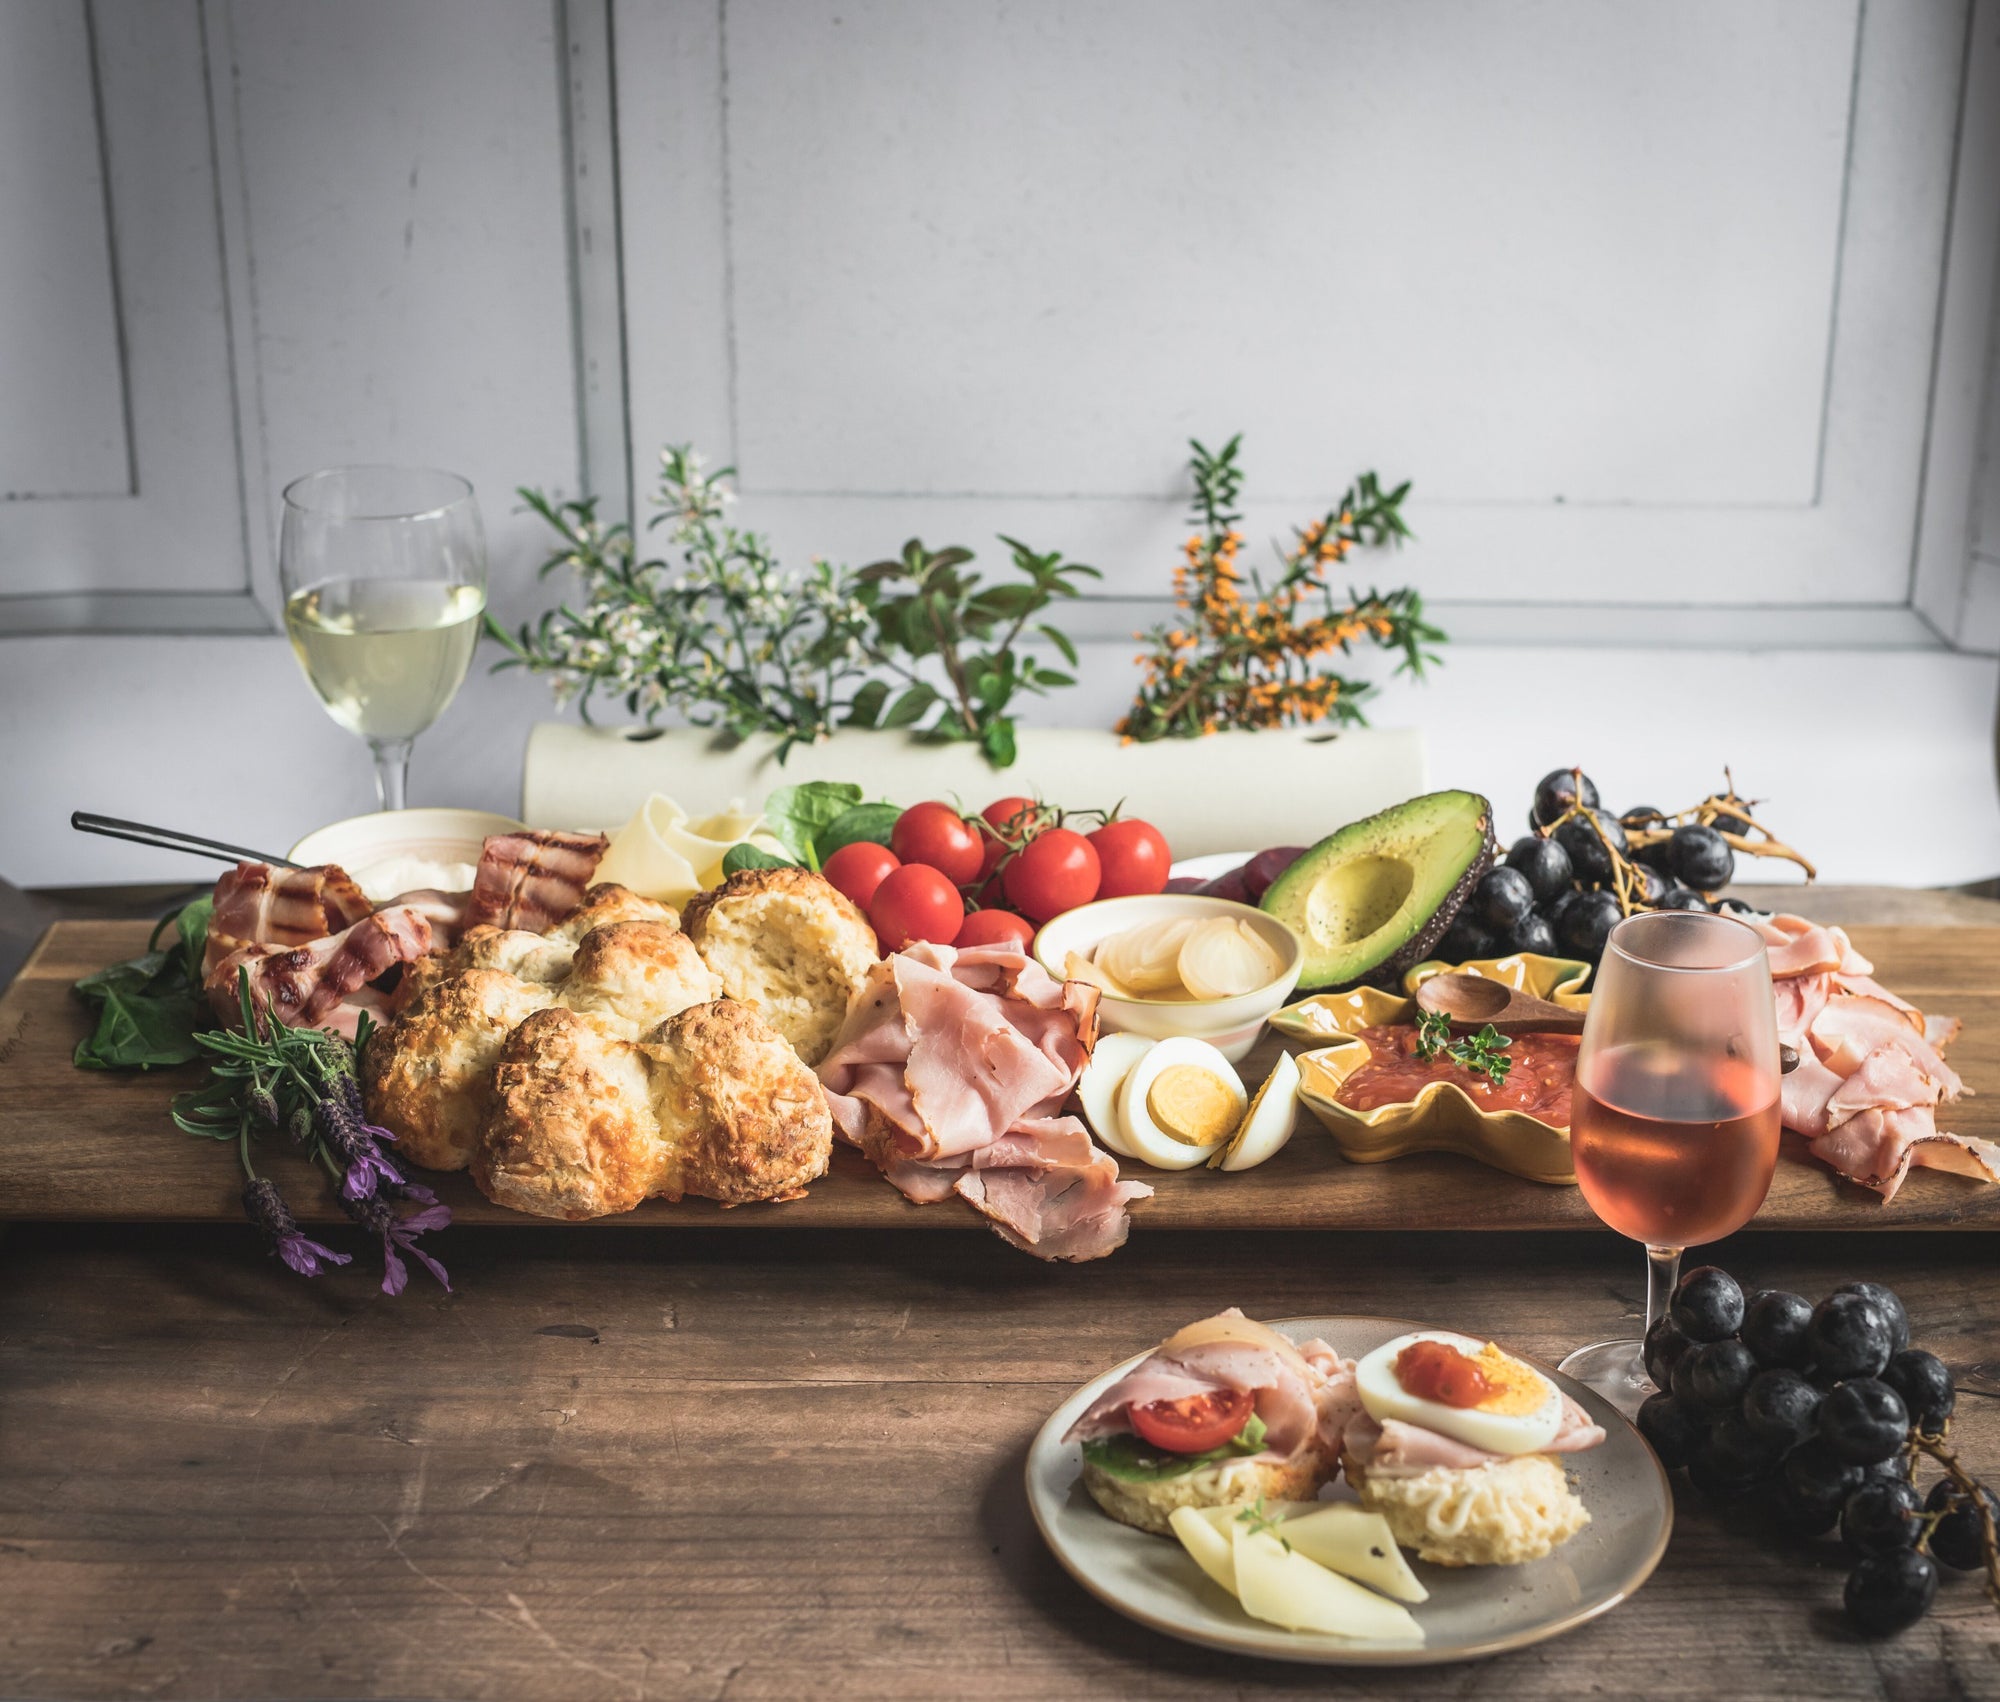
[1341,1329,1605,1567]
[1063,1309,1351,1535]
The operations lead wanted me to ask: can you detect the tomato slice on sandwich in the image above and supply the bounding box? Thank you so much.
[1128,1387,1253,1455]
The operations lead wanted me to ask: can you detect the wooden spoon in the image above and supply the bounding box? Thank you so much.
[1414,972,1586,1036]
[1414,970,1804,1074]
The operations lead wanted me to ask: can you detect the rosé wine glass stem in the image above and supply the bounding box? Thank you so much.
[1645,1243,1684,1340]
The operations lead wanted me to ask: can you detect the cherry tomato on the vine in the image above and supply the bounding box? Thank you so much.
[1088,818,1172,899]
[869,862,964,951]
[954,908,1036,951]
[821,841,901,912]
[976,795,1045,882]
[1002,827,1100,922]
[890,801,983,887]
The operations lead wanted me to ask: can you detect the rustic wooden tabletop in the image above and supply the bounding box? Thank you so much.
[4,883,2000,1701]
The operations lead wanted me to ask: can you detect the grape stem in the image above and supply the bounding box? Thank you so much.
[1538,766,1817,916]
[1911,1423,2000,1614]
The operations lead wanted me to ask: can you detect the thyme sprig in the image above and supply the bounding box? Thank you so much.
[1413,1009,1515,1086]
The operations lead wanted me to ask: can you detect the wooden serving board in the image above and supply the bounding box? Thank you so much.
[4,920,1998,1231]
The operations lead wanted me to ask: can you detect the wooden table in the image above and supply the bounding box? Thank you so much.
[6,885,2000,1701]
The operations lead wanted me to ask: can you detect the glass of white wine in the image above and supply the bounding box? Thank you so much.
[280,467,487,811]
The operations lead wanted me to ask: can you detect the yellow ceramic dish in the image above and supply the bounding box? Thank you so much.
[1271,954,1592,1185]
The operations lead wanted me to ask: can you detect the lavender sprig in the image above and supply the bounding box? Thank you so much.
[170,972,450,1292]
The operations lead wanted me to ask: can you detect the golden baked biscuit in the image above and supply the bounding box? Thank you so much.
[646,999,836,1204]
[559,920,722,1033]
[364,918,718,1172]
[473,1007,671,1219]
[363,968,557,1171]
[396,884,677,1008]
[680,866,878,1064]
[474,998,833,1220]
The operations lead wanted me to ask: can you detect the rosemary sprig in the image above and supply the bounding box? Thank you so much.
[170,972,449,1294]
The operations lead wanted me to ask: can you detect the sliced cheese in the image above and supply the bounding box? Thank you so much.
[597,793,781,904]
[1275,1505,1429,1604]
[1231,1524,1423,1642]
[1168,1505,1238,1597]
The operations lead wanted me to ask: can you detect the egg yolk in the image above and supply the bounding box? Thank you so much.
[1146,1065,1240,1145]
[1394,1340,1548,1414]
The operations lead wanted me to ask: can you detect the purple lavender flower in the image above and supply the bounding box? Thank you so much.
[344,1194,452,1296]
[241,1178,351,1279]
[317,1079,405,1201]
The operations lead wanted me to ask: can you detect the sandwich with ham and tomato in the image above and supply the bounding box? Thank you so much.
[1063,1309,1354,1535]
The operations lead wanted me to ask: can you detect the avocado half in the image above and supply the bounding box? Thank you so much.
[1259,790,1496,991]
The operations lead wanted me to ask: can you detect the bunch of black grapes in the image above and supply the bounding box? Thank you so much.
[1439,767,1745,968]
[1636,1265,1994,1636]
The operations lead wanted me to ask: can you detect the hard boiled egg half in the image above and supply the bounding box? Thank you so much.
[1075,1036,1300,1171]
[1353,1330,1565,1456]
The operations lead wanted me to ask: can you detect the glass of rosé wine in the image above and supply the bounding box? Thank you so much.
[1558,910,1783,1414]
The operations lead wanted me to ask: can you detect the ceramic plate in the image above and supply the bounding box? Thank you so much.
[1025,1316,1671,1666]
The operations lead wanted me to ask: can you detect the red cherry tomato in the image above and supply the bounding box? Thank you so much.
[1129,1388,1253,1455]
[868,862,965,951]
[976,794,1045,882]
[1002,827,1100,922]
[821,841,901,912]
[954,908,1036,951]
[890,801,984,887]
[1088,818,1173,899]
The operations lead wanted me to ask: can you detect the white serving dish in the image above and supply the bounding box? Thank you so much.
[287,807,523,900]
[1032,893,1304,1062]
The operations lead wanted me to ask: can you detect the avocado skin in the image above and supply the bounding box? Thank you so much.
[1261,791,1496,992]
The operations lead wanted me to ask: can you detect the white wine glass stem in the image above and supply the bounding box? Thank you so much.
[370,737,413,812]
[1644,1243,1684,1337]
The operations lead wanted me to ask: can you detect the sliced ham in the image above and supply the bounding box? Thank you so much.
[1832,974,1923,1032]
[1810,997,1963,1100]
[1809,1106,2000,1204]
[1065,1315,1352,1456]
[1781,1046,1848,1141]
[1826,1046,1940,1124]
[1753,910,1978,1204]
[1765,923,1844,979]
[460,830,608,933]
[1773,971,1833,1047]
[1340,1400,1605,1478]
[818,942,1145,1260]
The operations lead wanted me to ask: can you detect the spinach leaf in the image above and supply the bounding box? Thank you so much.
[816,802,901,859]
[73,897,215,1071]
[721,842,796,876]
[1079,1413,1269,1483]
[763,781,864,869]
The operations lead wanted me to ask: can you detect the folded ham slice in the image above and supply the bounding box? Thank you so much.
[1341,1402,1605,1477]
[1753,910,1991,1202]
[461,830,609,934]
[1064,1312,1361,1456]
[817,943,1147,1260]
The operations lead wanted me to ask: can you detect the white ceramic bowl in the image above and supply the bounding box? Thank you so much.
[1032,893,1305,1063]
[287,807,524,901]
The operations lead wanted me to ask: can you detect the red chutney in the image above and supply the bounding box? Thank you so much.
[1334,1023,1579,1126]
[1394,1339,1495,1408]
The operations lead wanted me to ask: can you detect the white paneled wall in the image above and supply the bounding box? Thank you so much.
[1,0,1997,888]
